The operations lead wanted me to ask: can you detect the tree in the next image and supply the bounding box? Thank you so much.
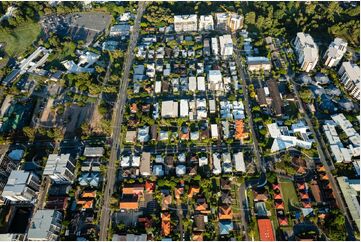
[23,126,35,141]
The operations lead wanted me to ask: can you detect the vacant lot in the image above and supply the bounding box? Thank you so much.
[0,22,41,57]
[280,179,299,213]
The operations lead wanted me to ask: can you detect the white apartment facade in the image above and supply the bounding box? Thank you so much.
[338,62,360,100]
[174,15,197,32]
[324,38,347,67]
[294,32,319,72]
[43,154,76,183]
[219,34,233,58]
[198,15,214,31]
[1,170,40,202]
[227,13,243,32]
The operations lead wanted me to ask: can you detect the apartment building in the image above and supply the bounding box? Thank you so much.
[0,145,18,191]
[294,32,319,72]
[27,209,63,241]
[1,170,40,202]
[43,154,76,183]
[215,13,228,30]
[324,38,348,67]
[338,62,360,100]
[198,15,214,31]
[174,15,197,32]
[227,13,243,32]
[219,34,233,58]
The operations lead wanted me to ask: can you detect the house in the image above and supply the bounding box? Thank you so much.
[153,164,164,176]
[235,120,249,141]
[119,194,139,210]
[122,183,144,195]
[137,126,150,143]
[193,214,206,231]
[180,99,189,118]
[161,212,171,236]
[219,34,233,58]
[188,186,200,198]
[83,147,104,157]
[176,165,186,176]
[109,24,130,37]
[324,38,347,67]
[45,196,68,210]
[233,152,245,172]
[220,178,231,190]
[161,101,178,118]
[174,15,197,32]
[197,76,206,91]
[257,219,275,241]
[125,130,137,143]
[195,198,209,212]
[221,191,232,205]
[162,194,172,210]
[294,32,319,72]
[199,156,208,167]
[211,124,219,139]
[219,205,233,220]
[256,88,267,107]
[1,170,40,202]
[43,154,75,183]
[219,220,233,235]
[198,15,214,31]
[212,153,221,175]
[140,152,151,176]
[247,56,271,72]
[78,172,100,187]
[27,210,63,241]
[338,62,360,100]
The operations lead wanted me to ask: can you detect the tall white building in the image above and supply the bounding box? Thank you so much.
[43,154,76,183]
[227,13,243,32]
[338,62,360,100]
[294,32,319,72]
[219,34,233,58]
[208,70,223,91]
[198,15,214,31]
[174,15,197,32]
[324,38,348,67]
[1,170,40,202]
[215,13,228,30]
[211,37,219,56]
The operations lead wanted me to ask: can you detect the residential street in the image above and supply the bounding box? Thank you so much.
[98,2,146,240]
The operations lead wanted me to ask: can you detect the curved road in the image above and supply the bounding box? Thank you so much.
[98,2,146,240]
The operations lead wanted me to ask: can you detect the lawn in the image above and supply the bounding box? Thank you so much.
[279,179,299,213]
[0,21,41,57]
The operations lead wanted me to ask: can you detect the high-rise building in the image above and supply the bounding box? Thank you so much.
[174,15,197,32]
[294,32,319,72]
[338,62,360,100]
[324,38,348,67]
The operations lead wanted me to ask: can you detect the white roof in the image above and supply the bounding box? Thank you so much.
[189,76,197,91]
[340,62,360,82]
[233,152,245,172]
[211,124,218,138]
[180,99,189,118]
[212,153,221,175]
[197,76,206,91]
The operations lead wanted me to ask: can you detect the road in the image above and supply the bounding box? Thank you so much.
[285,68,356,240]
[98,2,146,240]
[232,44,264,173]
[238,182,249,240]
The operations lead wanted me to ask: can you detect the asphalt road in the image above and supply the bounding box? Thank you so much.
[98,2,146,240]
[233,46,265,173]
